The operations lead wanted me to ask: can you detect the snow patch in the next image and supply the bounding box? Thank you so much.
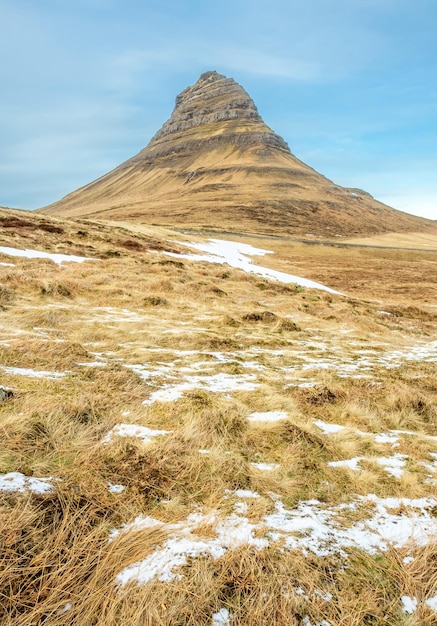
[251,462,279,471]
[328,454,408,478]
[265,494,437,556]
[314,420,345,434]
[425,594,437,612]
[102,424,171,444]
[328,458,363,471]
[212,608,231,625]
[374,433,400,445]
[374,454,408,479]
[76,360,107,367]
[114,509,267,587]
[233,489,260,499]
[401,596,417,614]
[248,411,288,423]
[113,493,437,588]
[0,245,96,265]
[143,373,258,405]
[0,365,66,379]
[0,472,54,494]
[166,239,342,295]
[108,483,126,493]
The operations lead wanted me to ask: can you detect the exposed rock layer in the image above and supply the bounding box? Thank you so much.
[40,71,432,237]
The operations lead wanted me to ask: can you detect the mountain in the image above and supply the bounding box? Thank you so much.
[40,71,432,237]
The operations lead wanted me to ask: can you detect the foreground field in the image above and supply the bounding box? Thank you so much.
[1,208,437,625]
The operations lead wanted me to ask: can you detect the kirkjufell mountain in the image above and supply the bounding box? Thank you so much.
[40,71,432,237]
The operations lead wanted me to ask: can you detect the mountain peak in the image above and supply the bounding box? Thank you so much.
[147,71,288,155]
[40,73,432,238]
[174,70,256,112]
[198,70,223,80]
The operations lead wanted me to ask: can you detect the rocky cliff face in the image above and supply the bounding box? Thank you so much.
[40,71,432,238]
[129,71,290,165]
[155,71,264,136]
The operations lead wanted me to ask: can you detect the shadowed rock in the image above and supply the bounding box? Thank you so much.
[0,388,14,404]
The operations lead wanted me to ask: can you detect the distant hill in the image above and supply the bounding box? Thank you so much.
[40,71,433,238]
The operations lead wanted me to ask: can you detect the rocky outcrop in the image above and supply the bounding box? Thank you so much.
[133,71,290,162]
[0,388,13,404]
[40,71,433,238]
[154,71,264,136]
[130,131,290,166]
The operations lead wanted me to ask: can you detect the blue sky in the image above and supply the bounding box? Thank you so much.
[1,0,436,220]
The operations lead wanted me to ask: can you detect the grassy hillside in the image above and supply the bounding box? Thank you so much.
[1,208,437,624]
[40,135,434,239]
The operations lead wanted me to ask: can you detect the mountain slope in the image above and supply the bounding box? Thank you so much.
[40,71,432,237]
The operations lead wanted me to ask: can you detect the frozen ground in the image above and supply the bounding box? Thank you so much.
[75,334,436,404]
[112,491,437,596]
[3,331,436,393]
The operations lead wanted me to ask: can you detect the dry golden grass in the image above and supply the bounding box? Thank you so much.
[342,228,437,249]
[1,207,437,624]
[214,233,437,306]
